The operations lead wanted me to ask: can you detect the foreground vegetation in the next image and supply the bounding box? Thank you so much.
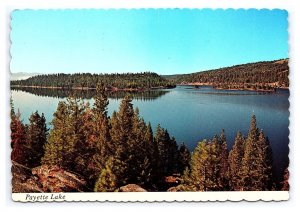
[11,84,288,191]
[165,59,289,91]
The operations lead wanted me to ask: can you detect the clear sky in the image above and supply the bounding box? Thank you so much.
[10,9,288,75]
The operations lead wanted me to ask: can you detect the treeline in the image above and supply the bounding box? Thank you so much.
[166,59,289,90]
[11,84,288,191]
[11,72,175,90]
[11,87,169,101]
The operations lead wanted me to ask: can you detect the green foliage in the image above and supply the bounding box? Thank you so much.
[182,116,274,191]
[228,131,245,190]
[11,72,175,90]
[167,59,289,90]
[238,115,274,191]
[87,83,111,184]
[26,111,48,167]
[94,157,117,192]
[11,109,28,165]
[177,143,191,174]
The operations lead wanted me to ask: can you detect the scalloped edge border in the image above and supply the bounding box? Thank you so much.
[9,8,290,203]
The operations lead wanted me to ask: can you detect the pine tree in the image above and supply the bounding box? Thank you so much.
[65,97,87,174]
[88,83,111,183]
[178,143,191,174]
[218,129,229,190]
[228,131,245,190]
[26,111,48,167]
[42,101,69,167]
[240,115,274,191]
[11,109,28,165]
[240,115,260,190]
[94,157,117,192]
[155,124,167,177]
[108,96,135,187]
[257,130,273,190]
[185,140,210,191]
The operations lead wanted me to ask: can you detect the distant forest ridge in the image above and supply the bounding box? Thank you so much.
[11,72,176,90]
[164,59,289,91]
[11,59,289,91]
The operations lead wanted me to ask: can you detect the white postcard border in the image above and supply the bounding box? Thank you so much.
[12,191,289,202]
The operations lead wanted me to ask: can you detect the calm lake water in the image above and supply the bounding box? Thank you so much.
[11,86,289,183]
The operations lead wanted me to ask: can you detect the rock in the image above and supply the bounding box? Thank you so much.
[167,186,180,192]
[119,184,147,192]
[165,176,180,184]
[12,161,88,193]
[32,165,88,192]
[12,161,43,193]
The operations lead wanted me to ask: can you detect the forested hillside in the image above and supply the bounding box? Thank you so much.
[11,72,175,90]
[166,59,289,91]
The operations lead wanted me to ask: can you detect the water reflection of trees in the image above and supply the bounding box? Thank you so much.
[11,87,170,101]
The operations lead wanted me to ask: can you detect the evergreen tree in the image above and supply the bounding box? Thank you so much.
[240,115,260,190]
[88,83,111,183]
[257,130,273,190]
[218,129,229,190]
[155,124,167,177]
[228,131,245,190]
[240,115,274,191]
[66,97,86,172]
[94,157,117,192]
[26,111,48,167]
[11,110,28,165]
[185,140,210,191]
[178,143,191,174]
[42,101,69,167]
[107,96,135,187]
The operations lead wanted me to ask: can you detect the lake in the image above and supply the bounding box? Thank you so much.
[11,86,289,184]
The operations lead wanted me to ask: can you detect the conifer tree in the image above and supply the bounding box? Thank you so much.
[94,157,117,192]
[218,129,229,190]
[155,124,167,177]
[88,83,111,183]
[178,143,191,174]
[66,97,86,172]
[228,131,245,190]
[257,130,273,190]
[185,140,210,191]
[11,109,28,165]
[240,115,260,190]
[107,96,135,187]
[26,111,48,167]
[240,115,274,191]
[42,101,69,167]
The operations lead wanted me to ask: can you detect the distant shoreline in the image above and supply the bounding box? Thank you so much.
[11,84,289,93]
[177,83,289,92]
[10,85,176,92]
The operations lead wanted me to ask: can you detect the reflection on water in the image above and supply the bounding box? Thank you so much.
[11,87,170,101]
[11,85,289,185]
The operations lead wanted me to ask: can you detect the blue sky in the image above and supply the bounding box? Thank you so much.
[10,9,288,75]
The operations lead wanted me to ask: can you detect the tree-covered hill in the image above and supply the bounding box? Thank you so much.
[11,72,175,90]
[165,59,289,91]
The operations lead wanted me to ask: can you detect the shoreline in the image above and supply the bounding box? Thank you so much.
[10,85,176,92]
[178,83,289,92]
